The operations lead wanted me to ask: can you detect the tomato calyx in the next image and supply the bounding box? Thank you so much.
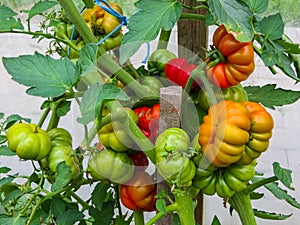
[205,46,226,68]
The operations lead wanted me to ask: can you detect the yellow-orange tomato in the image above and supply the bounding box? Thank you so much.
[102,3,123,35]
[237,102,274,165]
[199,100,251,167]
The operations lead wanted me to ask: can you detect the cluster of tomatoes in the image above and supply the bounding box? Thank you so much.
[54,2,124,59]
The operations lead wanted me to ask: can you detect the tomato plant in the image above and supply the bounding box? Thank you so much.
[0,0,300,225]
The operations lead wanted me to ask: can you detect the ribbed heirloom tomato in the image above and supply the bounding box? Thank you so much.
[237,102,274,165]
[155,128,196,187]
[206,25,255,88]
[7,123,51,161]
[120,170,156,212]
[199,100,251,167]
[87,148,134,184]
[192,154,256,198]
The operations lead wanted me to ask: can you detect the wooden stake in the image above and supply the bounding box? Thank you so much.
[156,86,183,225]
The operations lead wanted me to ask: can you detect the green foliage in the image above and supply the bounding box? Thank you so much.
[265,0,300,26]
[2,52,79,98]
[244,84,300,109]
[253,209,292,220]
[207,0,254,41]
[0,5,23,31]
[211,215,221,225]
[21,0,58,21]
[51,162,73,192]
[77,83,129,125]
[119,0,182,64]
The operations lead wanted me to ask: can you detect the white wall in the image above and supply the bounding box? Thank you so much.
[1,18,300,225]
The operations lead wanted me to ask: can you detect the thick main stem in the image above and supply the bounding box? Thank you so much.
[174,191,196,225]
[229,191,257,225]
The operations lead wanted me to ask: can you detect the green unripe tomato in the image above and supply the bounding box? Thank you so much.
[147,49,177,74]
[7,123,51,161]
[197,84,248,111]
[48,127,73,147]
[98,108,138,152]
[48,145,80,180]
[101,32,123,51]
[140,76,164,96]
[88,149,134,184]
[155,128,190,154]
[155,128,196,187]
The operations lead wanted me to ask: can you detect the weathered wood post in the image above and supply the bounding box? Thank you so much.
[156,86,183,225]
[178,1,208,224]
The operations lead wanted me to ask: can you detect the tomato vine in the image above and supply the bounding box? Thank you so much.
[0,0,300,225]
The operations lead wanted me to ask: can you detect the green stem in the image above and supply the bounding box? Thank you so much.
[82,0,94,8]
[174,191,196,225]
[134,210,145,225]
[190,65,218,105]
[180,13,206,21]
[0,30,79,52]
[145,204,178,225]
[38,107,51,128]
[157,29,172,49]
[27,179,89,224]
[245,176,278,195]
[66,189,90,211]
[105,101,156,164]
[46,103,60,131]
[57,0,98,44]
[228,191,257,225]
[124,61,141,79]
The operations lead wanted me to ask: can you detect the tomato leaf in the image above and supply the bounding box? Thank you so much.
[51,162,72,192]
[264,182,300,209]
[91,182,111,210]
[277,35,300,54]
[0,167,10,174]
[0,5,23,31]
[119,0,182,64]
[77,83,129,125]
[250,191,264,200]
[253,209,292,220]
[0,215,27,225]
[0,146,15,156]
[89,201,115,225]
[55,210,84,225]
[2,52,79,98]
[273,162,294,190]
[4,114,31,129]
[22,0,58,20]
[240,0,268,14]
[258,14,284,40]
[114,214,134,225]
[207,0,254,42]
[56,101,71,117]
[0,136,7,145]
[211,215,221,225]
[50,197,66,218]
[156,198,167,214]
[76,43,98,76]
[244,84,300,109]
